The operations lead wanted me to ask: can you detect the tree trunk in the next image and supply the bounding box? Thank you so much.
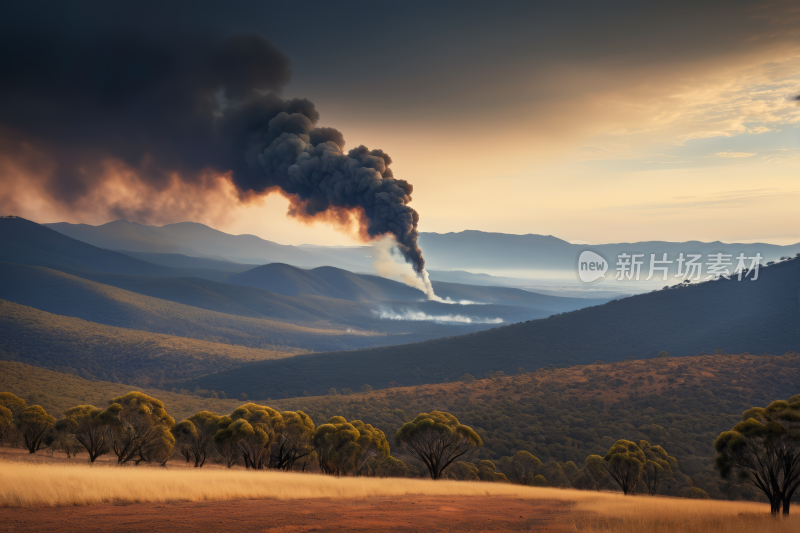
[783,486,796,515]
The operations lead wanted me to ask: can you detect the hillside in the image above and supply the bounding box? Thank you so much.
[1,216,233,282]
[116,250,257,273]
[3,353,798,500]
[229,263,605,311]
[0,361,242,421]
[0,262,546,352]
[0,264,398,351]
[227,263,424,301]
[187,258,800,397]
[0,301,300,386]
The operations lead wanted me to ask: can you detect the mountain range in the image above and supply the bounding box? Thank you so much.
[47,220,800,283]
[0,216,613,385]
[2,215,797,403]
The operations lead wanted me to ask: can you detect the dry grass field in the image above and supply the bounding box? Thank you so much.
[1,456,798,533]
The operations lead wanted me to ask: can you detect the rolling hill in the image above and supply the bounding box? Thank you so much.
[1,216,234,282]
[0,300,300,385]
[0,263,396,351]
[227,263,424,301]
[186,257,800,398]
[115,250,257,273]
[0,261,549,343]
[14,216,601,316]
[224,262,608,311]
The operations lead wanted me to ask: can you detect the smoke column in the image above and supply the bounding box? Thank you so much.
[0,29,433,292]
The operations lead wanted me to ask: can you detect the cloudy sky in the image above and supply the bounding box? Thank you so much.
[2,1,798,245]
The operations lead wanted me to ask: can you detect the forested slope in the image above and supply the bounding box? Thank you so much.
[0,301,307,385]
[0,264,388,351]
[188,258,800,397]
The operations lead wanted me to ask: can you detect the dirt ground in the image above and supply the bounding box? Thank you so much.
[0,448,572,532]
[0,496,571,533]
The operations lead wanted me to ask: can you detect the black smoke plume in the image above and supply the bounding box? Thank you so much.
[0,29,425,273]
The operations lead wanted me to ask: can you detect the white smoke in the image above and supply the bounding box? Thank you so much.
[436,298,486,305]
[372,236,442,301]
[377,309,503,324]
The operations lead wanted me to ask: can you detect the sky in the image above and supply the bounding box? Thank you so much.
[1,0,799,246]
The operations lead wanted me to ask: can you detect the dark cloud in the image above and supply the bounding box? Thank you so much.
[0,23,426,272]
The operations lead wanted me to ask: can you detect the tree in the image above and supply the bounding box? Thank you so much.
[15,405,56,453]
[215,403,279,469]
[211,415,237,468]
[540,461,571,487]
[50,427,82,458]
[562,461,582,485]
[583,455,612,491]
[476,460,508,482]
[656,351,671,358]
[56,405,111,462]
[715,396,800,515]
[639,440,675,495]
[312,416,390,475]
[447,461,480,480]
[395,411,482,480]
[104,392,175,465]
[603,440,645,495]
[174,411,227,468]
[367,455,410,477]
[503,450,542,485]
[270,410,316,471]
[0,392,27,416]
[0,392,26,445]
[0,405,12,443]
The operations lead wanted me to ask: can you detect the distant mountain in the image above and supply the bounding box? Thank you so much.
[187,257,800,398]
[418,230,800,274]
[46,219,373,271]
[46,219,800,284]
[1,217,595,325]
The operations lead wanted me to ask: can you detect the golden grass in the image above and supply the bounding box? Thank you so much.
[571,493,800,533]
[2,460,799,533]
[0,460,560,507]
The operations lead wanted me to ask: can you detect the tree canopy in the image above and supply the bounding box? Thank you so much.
[174,411,228,467]
[104,391,175,465]
[715,395,800,514]
[215,403,279,469]
[395,411,482,480]
[603,439,645,495]
[312,416,390,475]
[0,391,27,416]
[640,440,675,495]
[55,405,111,462]
[270,410,316,471]
[15,405,56,453]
